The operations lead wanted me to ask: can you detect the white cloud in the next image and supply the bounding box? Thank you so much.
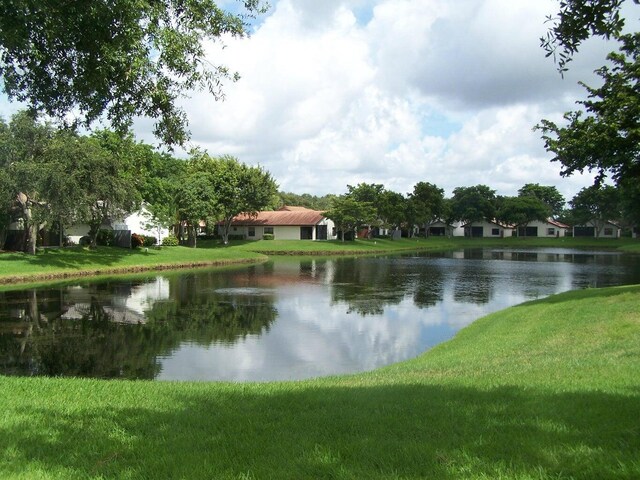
[3,0,617,201]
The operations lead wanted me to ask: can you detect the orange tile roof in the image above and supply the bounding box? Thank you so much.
[229,207,326,226]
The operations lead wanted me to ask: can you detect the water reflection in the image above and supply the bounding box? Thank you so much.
[0,248,638,381]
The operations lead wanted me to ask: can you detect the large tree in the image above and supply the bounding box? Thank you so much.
[409,182,445,237]
[0,0,266,145]
[47,130,142,248]
[177,153,277,246]
[497,196,551,237]
[569,185,621,238]
[518,183,565,218]
[538,1,639,225]
[0,111,55,254]
[450,185,496,224]
[324,196,377,242]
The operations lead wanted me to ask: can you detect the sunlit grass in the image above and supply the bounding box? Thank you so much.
[1,284,638,479]
[0,245,265,283]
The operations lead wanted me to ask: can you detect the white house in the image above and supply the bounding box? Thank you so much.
[516,218,570,237]
[462,219,514,238]
[426,220,464,237]
[222,206,337,241]
[573,220,622,238]
[66,204,169,245]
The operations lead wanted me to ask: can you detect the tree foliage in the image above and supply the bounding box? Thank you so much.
[450,185,496,224]
[541,0,639,75]
[177,153,278,246]
[518,183,565,217]
[0,0,267,145]
[409,182,445,237]
[569,185,621,237]
[324,196,377,242]
[497,196,551,235]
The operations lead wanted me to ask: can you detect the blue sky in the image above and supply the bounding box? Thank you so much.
[2,0,628,201]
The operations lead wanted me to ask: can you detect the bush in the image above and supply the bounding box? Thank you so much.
[162,235,179,246]
[142,235,156,247]
[79,236,91,246]
[263,233,274,240]
[227,234,245,241]
[96,228,114,246]
[131,233,144,248]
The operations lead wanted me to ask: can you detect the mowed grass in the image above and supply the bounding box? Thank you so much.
[0,245,266,283]
[1,284,638,479]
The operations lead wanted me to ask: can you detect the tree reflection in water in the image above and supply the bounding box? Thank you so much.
[1,249,639,381]
[0,275,277,379]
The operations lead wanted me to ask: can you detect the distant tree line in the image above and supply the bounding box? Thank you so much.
[1,110,635,253]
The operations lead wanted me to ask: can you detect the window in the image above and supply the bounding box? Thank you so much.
[491,228,500,236]
[248,226,255,237]
[264,226,274,235]
[547,228,555,236]
[604,227,613,236]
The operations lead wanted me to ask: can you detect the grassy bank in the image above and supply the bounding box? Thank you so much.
[1,284,638,479]
[0,236,637,285]
[0,245,266,284]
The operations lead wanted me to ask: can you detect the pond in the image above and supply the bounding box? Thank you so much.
[1,248,639,382]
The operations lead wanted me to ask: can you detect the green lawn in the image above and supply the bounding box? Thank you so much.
[1,284,638,479]
[0,245,266,284]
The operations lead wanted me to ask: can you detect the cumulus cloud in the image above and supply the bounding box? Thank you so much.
[2,0,610,200]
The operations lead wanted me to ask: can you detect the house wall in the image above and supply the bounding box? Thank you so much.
[66,224,91,244]
[573,221,621,238]
[464,220,513,238]
[274,226,302,240]
[123,209,169,243]
[522,220,568,238]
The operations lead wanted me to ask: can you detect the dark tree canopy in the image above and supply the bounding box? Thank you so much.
[0,0,266,145]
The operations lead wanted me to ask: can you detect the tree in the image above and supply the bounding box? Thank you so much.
[538,2,639,225]
[496,196,551,237]
[569,185,621,238]
[47,130,142,248]
[0,0,267,145]
[378,190,408,233]
[517,183,565,217]
[409,182,445,237]
[449,185,497,224]
[0,111,55,254]
[176,153,277,246]
[324,196,377,242]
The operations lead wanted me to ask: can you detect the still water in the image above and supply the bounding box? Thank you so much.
[1,248,639,381]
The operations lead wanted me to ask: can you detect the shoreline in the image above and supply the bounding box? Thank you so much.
[0,257,266,286]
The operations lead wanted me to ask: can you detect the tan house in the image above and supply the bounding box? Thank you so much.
[223,206,337,240]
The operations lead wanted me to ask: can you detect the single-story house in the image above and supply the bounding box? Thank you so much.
[462,219,514,238]
[425,220,464,237]
[573,220,622,238]
[516,218,570,237]
[66,204,170,245]
[223,206,337,240]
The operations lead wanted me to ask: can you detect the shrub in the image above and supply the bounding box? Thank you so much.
[79,236,91,246]
[263,233,274,240]
[162,235,179,246]
[142,235,156,247]
[131,233,145,248]
[227,234,245,241]
[96,228,114,246]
